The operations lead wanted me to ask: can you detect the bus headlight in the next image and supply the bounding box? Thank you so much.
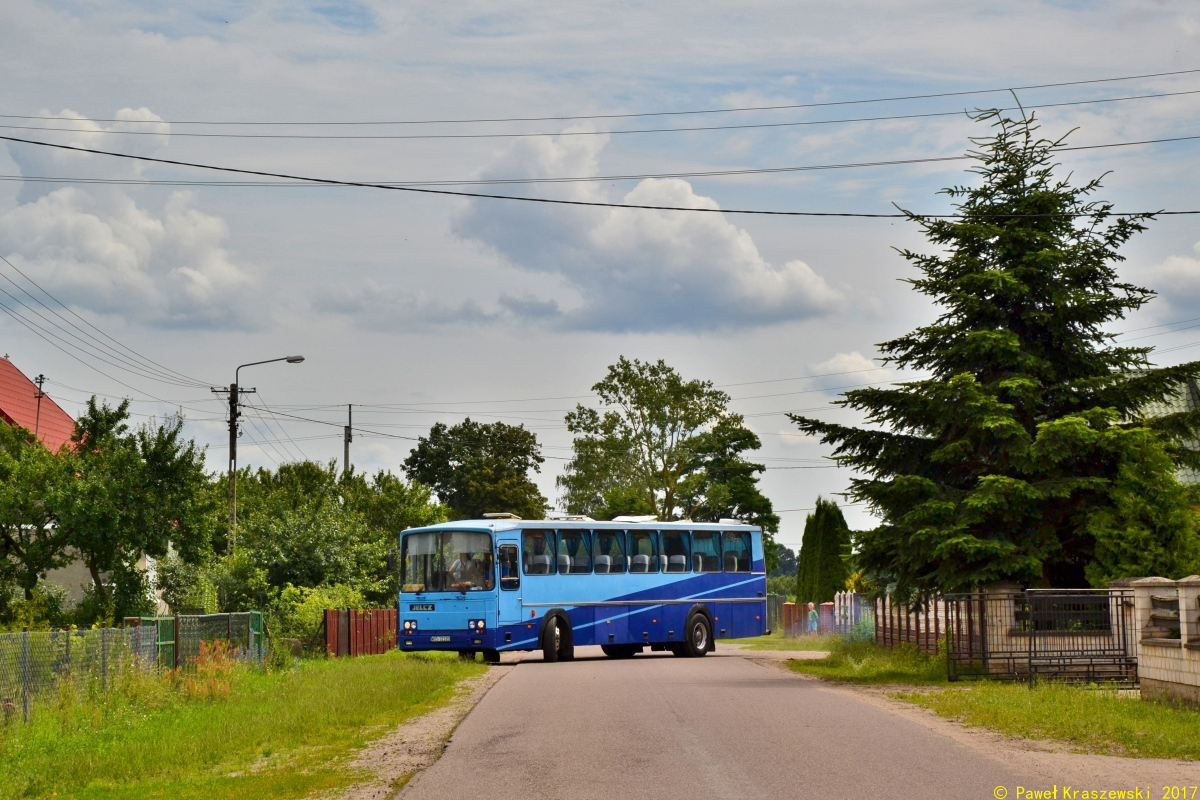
[403,620,418,631]
[469,619,486,631]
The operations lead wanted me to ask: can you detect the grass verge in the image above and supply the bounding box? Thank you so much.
[0,651,486,800]
[723,632,838,651]
[787,639,948,684]
[896,682,1200,761]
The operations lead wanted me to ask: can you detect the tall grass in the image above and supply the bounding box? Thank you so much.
[897,682,1200,761]
[0,651,485,800]
[788,639,948,684]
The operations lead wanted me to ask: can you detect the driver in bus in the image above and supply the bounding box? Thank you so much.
[449,551,477,586]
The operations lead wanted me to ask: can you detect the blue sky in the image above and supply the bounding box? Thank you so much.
[2,0,1200,548]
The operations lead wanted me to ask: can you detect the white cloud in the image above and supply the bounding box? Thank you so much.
[0,109,261,329]
[1147,242,1200,315]
[806,351,890,390]
[6,107,169,205]
[442,133,844,332]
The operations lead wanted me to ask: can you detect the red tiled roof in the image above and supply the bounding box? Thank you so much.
[0,357,76,452]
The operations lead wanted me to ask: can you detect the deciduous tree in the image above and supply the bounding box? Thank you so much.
[55,399,214,619]
[560,358,779,566]
[403,419,546,520]
[0,424,71,616]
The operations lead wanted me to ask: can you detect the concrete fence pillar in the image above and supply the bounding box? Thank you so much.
[1177,575,1200,646]
[1130,577,1176,639]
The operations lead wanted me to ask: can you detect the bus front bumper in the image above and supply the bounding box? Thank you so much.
[400,630,494,650]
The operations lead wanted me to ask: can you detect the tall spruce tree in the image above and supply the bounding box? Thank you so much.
[792,112,1200,597]
[794,498,851,605]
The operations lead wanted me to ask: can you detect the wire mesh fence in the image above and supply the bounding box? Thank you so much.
[0,612,266,724]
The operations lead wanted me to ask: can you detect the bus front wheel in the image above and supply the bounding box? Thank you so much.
[541,619,560,663]
[684,613,711,658]
[542,616,574,662]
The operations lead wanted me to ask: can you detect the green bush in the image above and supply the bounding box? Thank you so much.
[0,582,70,632]
[157,555,218,614]
[766,575,795,601]
[268,583,366,646]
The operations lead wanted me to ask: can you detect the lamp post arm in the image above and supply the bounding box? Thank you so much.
[236,357,287,386]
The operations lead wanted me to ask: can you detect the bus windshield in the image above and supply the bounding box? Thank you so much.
[402,531,493,593]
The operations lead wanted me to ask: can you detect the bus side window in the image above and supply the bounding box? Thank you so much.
[593,530,625,574]
[723,531,751,572]
[628,531,658,573]
[558,529,591,574]
[523,529,555,575]
[692,531,721,572]
[661,530,690,573]
[499,544,520,590]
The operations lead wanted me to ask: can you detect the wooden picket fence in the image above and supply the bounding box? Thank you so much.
[323,608,398,657]
[875,594,945,656]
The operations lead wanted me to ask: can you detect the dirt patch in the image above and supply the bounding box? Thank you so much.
[336,665,513,800]
[717,646,829,662]
[754,657,1197,787]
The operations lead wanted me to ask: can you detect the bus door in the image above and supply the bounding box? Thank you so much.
[496,537,523,646]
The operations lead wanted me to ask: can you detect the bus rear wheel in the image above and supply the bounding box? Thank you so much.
[684,613,711,658]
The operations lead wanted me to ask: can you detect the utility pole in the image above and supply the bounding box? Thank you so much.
[32,374,45,441]
[212,383,255,553]
[211,355,304,555]
[344,403,352,474]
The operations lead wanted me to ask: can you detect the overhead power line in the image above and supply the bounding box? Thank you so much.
[4,133,1200,218]
[6,67,1199,126]
[7,89,1200,141]
[0,253,212,389]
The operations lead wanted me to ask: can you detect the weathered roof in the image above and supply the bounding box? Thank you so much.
[1141,378,1200,417]
[0,357,76,452]
[1141,378,1200,486]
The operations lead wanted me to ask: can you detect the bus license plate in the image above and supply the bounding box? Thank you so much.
[430,635,451,642]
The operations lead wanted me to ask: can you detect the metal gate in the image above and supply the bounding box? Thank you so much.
[945,588,1137,686]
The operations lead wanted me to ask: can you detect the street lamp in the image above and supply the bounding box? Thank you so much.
[217,355,305,553]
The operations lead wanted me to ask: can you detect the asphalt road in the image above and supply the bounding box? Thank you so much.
[401,646,1043,800]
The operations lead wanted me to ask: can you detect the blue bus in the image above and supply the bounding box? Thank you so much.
[398,516,768,663]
